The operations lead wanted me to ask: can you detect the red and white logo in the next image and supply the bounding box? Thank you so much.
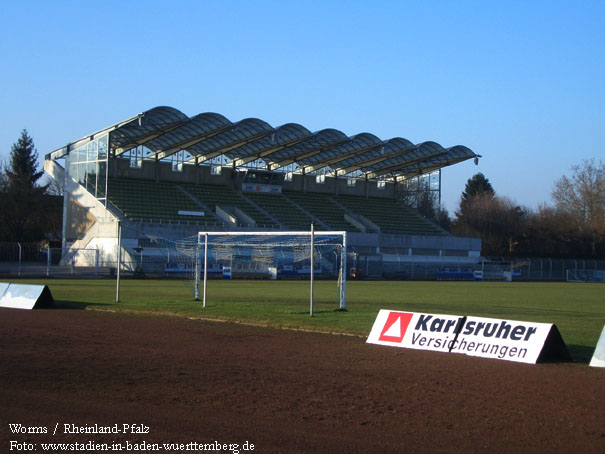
[378,312,413,343]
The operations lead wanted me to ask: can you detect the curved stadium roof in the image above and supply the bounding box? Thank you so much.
[51,106,480,181]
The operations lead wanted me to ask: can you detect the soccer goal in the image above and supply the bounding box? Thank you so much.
[194,229,348,314]
[476,261,514,281]
[566,269,605,283]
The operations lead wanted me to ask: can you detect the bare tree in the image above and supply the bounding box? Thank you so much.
[46,176,64,196]
[453,194,527,256]
[520,204,596,258]
[552,159,605,256]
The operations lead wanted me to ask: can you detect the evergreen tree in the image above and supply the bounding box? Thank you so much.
[0,130,49,241]
[461,172,495,202]
[7,130,44,189]
[0,159,8,192]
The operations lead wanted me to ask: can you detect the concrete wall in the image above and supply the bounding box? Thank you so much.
[347,232,481,258]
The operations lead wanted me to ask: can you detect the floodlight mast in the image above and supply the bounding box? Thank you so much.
[194,230,347,314]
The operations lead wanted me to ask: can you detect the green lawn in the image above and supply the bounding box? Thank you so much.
[11,278,605,361]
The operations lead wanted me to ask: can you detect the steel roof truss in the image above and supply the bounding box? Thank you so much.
[231,135,312,168]
[113,121,188,156]
[154,124,234,161]
[362,151,446,179]
[302,142,384,174]
[191,130,274,165]
[271,138,349,172]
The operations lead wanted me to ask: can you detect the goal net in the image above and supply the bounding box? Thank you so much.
[195,230,347,312]
[475,261,513,281]
[566,269,605,283]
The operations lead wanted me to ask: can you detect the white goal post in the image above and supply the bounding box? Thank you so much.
[477,261,514,281]
[194,230,348,314]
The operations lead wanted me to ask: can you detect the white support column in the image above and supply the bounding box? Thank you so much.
[340,232,347,310]
[194,235,201,301]
[310,223,315,317]
[203,233,208,308]
[116,221,122,303]
[18,243,22,277]
[46,245,51,277]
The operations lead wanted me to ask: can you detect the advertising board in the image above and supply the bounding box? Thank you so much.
[367,310,570,364]
[589,325,605,367]
[0,283,55,310]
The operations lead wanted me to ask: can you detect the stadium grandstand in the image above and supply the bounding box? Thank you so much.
[44,106,482,279]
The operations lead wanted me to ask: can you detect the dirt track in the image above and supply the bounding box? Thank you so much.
[1,308,604,453]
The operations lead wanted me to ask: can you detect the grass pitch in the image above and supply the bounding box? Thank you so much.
[14,278,605,361]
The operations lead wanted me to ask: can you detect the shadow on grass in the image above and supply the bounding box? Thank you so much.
[50,300,112,310]
[567,344,595,364]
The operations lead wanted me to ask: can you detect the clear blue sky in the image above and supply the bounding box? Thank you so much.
[1,0,603,213]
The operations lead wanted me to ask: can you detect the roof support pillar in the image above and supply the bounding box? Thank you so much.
[109,148,116,177]
[154,154,160,183]
[195,156,201,184]
[231,160,237,190]
[438,168,442,207]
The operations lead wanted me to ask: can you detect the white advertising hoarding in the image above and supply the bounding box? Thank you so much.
[589,325,605,368]
[0,283,55,310]
[367,310,570,364]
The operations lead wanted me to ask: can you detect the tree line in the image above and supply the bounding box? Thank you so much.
[1,130,604,259]
[417,165,605,259]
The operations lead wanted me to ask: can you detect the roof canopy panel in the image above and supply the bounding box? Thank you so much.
[266,128,350,169]
[330,136,416,175]
[226,123,312,164]
[144,113,233,158]
[50,106,479,178]
[360,141,447,177]
[297,132,384,172]
[110,106,190,152]
[187,118,273,161]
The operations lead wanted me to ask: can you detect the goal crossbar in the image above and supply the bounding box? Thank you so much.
[195,230,348,314]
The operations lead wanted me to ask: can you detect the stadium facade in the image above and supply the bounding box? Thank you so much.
[44,106,482,279]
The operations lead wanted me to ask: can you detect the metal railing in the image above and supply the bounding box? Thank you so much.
[347,254,605,281]
[0,243,103,278]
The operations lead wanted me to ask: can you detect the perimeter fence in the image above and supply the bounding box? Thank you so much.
[365,256,605,281]
[0,242,109,279]
[1,242,604,282]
